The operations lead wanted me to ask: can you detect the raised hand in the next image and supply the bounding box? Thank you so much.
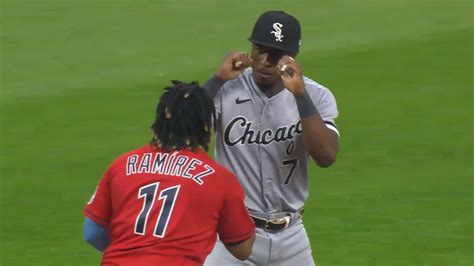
[277,56,305,96]
[216,51,252,81]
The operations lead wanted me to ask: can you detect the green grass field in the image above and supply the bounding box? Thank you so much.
[1,0,472,265]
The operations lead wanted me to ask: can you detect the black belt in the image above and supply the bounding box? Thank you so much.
[251,208,304,232]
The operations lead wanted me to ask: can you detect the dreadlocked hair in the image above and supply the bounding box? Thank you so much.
[150,80,216,152]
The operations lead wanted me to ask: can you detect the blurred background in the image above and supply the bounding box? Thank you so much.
[1,0,472,265]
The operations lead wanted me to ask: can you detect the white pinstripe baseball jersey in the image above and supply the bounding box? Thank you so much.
[213,68,339,214]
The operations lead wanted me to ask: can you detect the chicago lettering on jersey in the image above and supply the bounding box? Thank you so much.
[125,152,215,185]
[224,116,302,146]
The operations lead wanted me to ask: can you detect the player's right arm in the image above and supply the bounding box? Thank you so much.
[203,51,251,98]
[217,171,256,260]
[223,235,255,261]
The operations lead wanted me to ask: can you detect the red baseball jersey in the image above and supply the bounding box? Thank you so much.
[84,145,255,266]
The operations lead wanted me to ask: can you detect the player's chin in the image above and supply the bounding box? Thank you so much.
[254,73,280,87]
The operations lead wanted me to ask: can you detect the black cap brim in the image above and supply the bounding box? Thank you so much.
[248,38,299,53]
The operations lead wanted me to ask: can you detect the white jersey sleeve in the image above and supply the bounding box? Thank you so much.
[304,77,340,136]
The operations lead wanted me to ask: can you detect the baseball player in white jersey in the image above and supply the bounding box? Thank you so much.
[203,11,340,265]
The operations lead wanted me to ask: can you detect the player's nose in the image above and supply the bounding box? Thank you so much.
[258,53,273,66]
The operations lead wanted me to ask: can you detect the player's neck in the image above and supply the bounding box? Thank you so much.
[258,81,285,98]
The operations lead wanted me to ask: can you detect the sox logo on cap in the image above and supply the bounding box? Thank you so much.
[271,22,284,42]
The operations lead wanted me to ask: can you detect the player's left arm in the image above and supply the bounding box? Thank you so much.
[217,171,256,260]
[278,56,339,167]
[83,164,114,251]
[84,217,110,252]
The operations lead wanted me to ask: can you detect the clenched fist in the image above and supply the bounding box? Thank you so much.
[216,51,253,81]
[277,55,305,96]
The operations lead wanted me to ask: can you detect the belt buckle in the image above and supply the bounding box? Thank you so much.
[264,216,291,232]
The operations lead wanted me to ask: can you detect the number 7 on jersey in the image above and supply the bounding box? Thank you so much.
[281,158,298,185]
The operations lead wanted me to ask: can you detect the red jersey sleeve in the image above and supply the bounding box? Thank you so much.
[217,174,255,244]
[83,165,114,227]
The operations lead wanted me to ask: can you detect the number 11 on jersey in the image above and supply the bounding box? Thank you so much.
[134,182,181,238]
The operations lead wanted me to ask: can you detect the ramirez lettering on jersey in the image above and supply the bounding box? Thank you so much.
[224,116,302,146]
[125,152,215,185]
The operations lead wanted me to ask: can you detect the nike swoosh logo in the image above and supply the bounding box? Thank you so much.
[235,98,251,104]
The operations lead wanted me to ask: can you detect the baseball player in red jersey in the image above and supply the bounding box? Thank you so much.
[83,81,255,266]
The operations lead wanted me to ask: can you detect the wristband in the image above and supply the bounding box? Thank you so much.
[203,75,227,98]
[295,89,318,118]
